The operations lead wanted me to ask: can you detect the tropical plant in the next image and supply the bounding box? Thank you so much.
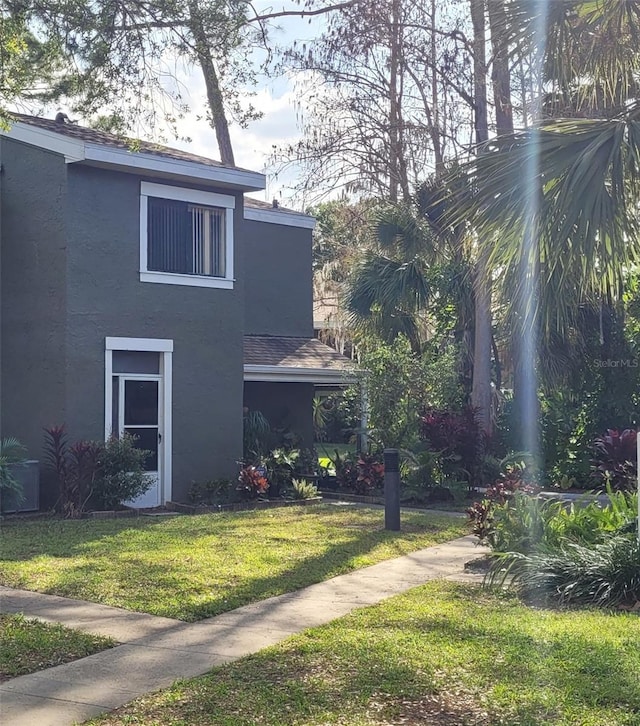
[354,453,384,495]
[468,458,542,550]
[542,489,638,548]
[92,434,151,510]
[243,409,271,461]
[440,0,640,450]
[486,534,640,609]
[290,478,319,500]
[471,470,638,554]
[591,428,638,491]
[418,407,482,485]
[0,437,28,505]
[332,450,358,490]
[43,426,102,517]
[293,448,319,479]
[237,465,269,499]
[262,448,299,498]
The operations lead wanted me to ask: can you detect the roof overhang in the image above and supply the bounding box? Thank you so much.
[244,206,316,229]
[3,122,266,192]
[244,364,355,384]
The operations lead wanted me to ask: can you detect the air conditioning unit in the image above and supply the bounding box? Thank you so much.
[0,460,40,513]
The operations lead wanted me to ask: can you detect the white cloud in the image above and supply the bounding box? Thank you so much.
[167,72,309,206]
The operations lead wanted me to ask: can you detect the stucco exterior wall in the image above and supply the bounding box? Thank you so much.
[0,138,69,505]
[243,219,313,338]
[65,165,246,501]
[0,135,317,504]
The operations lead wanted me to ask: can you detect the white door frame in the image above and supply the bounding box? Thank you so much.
[118,374,163,508]
[105,337,173,505]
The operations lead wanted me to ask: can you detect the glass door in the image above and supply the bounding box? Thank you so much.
[123,379,159,471]
[118,376,162,507]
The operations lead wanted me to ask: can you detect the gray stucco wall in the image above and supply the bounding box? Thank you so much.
[0,138,316,505]
[243,381,314,448]
[243,219,313,337]
[0,139,69,505]
[65,165,246,501]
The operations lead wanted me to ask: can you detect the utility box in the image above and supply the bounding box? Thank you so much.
[0,460,40,513]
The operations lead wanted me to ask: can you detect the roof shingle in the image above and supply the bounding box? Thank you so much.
[10,113,256,172]
[244,336,353,371]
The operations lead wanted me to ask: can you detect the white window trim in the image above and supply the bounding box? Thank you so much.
[104,337,173,505]
[140,182,235,289]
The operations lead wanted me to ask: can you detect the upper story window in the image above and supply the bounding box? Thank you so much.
[140,182,235,289]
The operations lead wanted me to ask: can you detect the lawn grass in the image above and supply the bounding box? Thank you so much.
[0,505,467,621]
[0,614,115,681]
[89,581,640,726]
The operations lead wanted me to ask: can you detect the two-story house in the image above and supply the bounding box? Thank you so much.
[0,114,351,508]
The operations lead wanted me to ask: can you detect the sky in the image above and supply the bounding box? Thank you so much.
[161,4,327,208]
[7,3,326,209]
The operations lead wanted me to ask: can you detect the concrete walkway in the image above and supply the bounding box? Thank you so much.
[0,534,486,726]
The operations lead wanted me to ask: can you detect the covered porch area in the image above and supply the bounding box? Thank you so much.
[243,335,355,449]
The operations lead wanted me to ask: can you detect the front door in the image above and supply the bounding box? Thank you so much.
[119,376,162,508]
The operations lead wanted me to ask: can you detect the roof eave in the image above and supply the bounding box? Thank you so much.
[243,364,355,384]
[83,143,265,191]
[244,206,315,229]
[3,122,266,192]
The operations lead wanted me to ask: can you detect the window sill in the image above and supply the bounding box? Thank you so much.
[140,271,234,290]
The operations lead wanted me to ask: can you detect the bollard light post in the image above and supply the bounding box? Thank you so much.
[637,431,639,544]
[384,448,401,531]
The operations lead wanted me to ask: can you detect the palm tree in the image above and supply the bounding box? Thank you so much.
[447,0,640,447]
[344,177,478,397]
[344,202,435,354]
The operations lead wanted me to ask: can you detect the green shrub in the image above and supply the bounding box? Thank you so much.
[487,534,640,608]
[469,471,637,554]
[542,490,637,548]
[92,434,151,509]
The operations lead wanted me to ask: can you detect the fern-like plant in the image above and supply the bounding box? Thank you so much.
[486,534,640,608]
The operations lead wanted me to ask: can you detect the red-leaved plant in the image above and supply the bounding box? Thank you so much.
[591,428,638,491]
[467,463,541,543]
[43,425,102,517]
[237,465,269,499]
[354,453,384,494]
[419,407,481,484]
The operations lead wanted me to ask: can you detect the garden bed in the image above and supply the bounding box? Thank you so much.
[319,489,475,511]
[166,497,323,515]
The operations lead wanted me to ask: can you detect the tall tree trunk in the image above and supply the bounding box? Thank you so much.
[470,0,493,438]
[188,3,235,166]
[430,0,445,177]
[389,0,401,202]
[487,0,513,135]
[488,0,539,451]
